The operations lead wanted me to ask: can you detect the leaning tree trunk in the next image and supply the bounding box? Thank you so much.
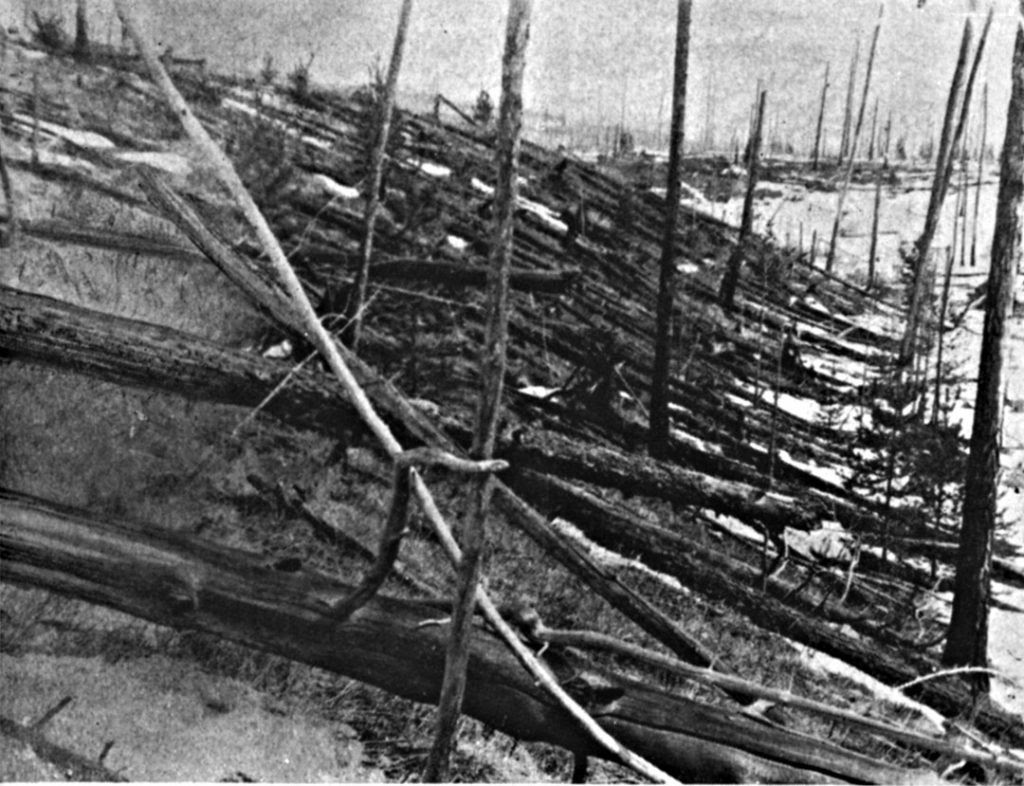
[648,0,692,459]
[345,0,414,351]
[942,16,1024,694]
[424,1,531,779]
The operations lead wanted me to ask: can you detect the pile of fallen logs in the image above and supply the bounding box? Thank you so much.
[2,47,1024,781]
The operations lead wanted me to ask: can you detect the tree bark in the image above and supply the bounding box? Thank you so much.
[899,19,973,365]
[73,0,89,60]
[346,0,414,351]
[837,39,860,167]
[648,0,691,459]
[812,63,829,170]
[426,1,531,778]
[0,488,927,785]
[825,7,882,274]
[942,17,1024,694]
[718,89,764,310]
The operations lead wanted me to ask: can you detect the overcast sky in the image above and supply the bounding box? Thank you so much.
[5,0,1018,153]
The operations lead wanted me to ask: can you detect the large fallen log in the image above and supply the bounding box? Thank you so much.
[506,469,1024,748]
[503,432,826,534]
[7,287,1020,745]
[0,286,357,439]
[0,488,926,784]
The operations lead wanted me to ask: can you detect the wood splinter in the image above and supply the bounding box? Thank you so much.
[329,449,508,620]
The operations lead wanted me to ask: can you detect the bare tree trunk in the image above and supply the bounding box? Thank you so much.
[0,133,16,248]
[717,90,765,312]
[900,14,989,364]
[648,0,691,459]
[826,6,882,273]
[971,82,988,268]
[867,160,883,289]
[838,38,860,167]
[345,0,414,351]
[424,1,531,779]
[867,97,879,160]
[942,17,1024,694]
[811,62,829,171]
[73,0,89,59]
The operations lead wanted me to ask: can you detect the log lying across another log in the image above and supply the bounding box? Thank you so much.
[4,286,1022,747]
[0,488,926,784]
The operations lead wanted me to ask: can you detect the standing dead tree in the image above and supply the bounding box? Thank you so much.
[811,62,829,170]
[826,4,882,273]
[424,0,531,778]
[346,0,414,351]
[942,8,1024,694]
[900,10,991,365]
[112,2,674,782]
[837,38,860,166]
[971,82,988,268]
[649,0,692,459]
[718,89,765,311]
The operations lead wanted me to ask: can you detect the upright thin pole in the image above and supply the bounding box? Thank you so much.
[424,0,531,779]
[826,5,882,273]
[648,0,692,459]
[812,62,830,170]
[943,14,1024,693]
[867,159,884,289]
[347,0,415,351]
[838,38,861,166]
[971,81,989,268]
[718,89,766,310]
[868,97,879,160]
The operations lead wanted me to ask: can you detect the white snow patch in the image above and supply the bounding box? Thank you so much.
[786,521,855,564]
[517,385,561,400]
[736,381,823,422]
[407,158,451,178]
[301,135,333,151]
[311,174,359,200]
[676,261,701,275]
[115,151,191,176]
[221,97,260,118]
[261,339,293,360]
[671,426,722,456]
[517,197,568,233]
[471,177,494,196]
[446,235,469,252]
[777,449,850,487]
[550,517,684,593]
[13,114,115,149]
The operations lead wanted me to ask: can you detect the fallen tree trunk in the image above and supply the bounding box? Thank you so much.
[0,286,358,439]
[506,469,1024,748]
[0,488,925,784]
[503,432,826,533]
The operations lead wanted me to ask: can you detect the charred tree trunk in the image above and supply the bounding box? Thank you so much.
[867,161,883,289]
[648,0,691,459]
[346,0,414,351]
[425,1,531,778]
[942,18,1024,694]
[971,82,988,268]
[718,89,765,311]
